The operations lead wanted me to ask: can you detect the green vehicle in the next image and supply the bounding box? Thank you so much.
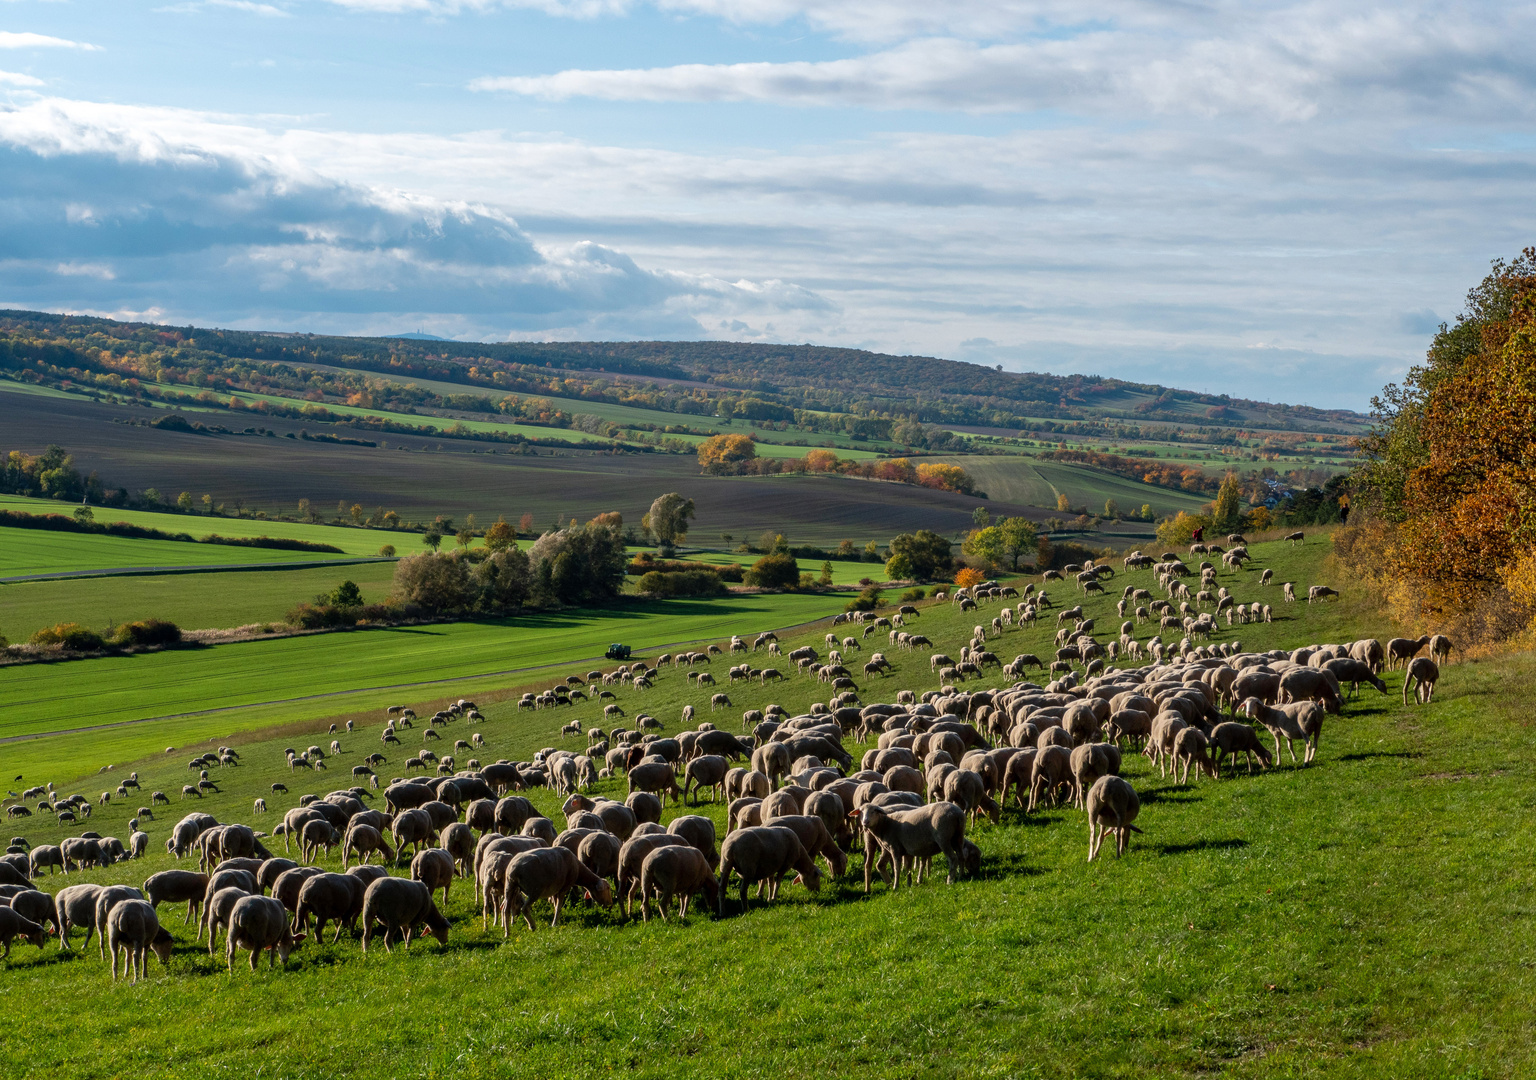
[604,643,632,660]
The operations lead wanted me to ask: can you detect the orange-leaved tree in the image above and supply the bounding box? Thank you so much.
[697,433,757,472]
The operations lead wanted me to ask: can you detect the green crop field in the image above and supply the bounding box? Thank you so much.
[0,533,1531,1078]
[935,455,1213,517]
[0,494,403,558]
[0,526,371,579]
[0,561,400,640]
[0,591,849,779]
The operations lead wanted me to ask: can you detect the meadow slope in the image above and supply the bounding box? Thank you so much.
[0,534,1529,1079]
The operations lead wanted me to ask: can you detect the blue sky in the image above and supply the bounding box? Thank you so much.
[1,1,1533,409]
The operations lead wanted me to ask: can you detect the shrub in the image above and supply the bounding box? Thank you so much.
[285,602,351,629]
[845,585,884,612]
[110,618,181,647]
[378,544,397,557]
[901,587,927,602]
[638,570,727,597]
[744,552,801,590]
[30,622,106,650]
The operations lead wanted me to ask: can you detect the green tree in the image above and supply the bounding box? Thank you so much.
[1139,503,1153,521]
[744,552,801,590]
[202,494,213,515]
[963,526,1004,570]
[1104,498,1118,519]
[297,497,311,522]
[423,530,443,552]
[997,517,1039,571]
[73,505,93,525]
[643,492,696,554]
[864,540,882,563]
[378,544,396,557]
[837,539,856,558]
[474,547,532,610]
[177,491,194,513]
[456,530,474,550]
[972,506,991,529]
[1212,473,1243,533]
[327,580,364,607]
[143,488,162,507]
[886,530,953,581]
[818,561,834,586]
[528,520,628,605]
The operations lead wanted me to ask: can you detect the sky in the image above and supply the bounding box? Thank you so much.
[0,2,1533,410]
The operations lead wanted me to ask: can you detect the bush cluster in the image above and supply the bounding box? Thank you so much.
[637,570,727,597]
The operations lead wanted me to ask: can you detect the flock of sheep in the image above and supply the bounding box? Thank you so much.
[0,534,1452,983]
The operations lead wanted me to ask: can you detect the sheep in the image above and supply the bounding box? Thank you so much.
[227,895,307,971]
[360,877,450,953]
[1307,585,1339,603]
[1208,722,1273,775]
[1429,634,1454,665]
[638,845,718,922]
[1069,743,1122,808]
[92,886,147,961]
[341,824,396,869]
[411,848,458,906]
[627,762,682,806]
[202,885,253,958]
[859,802,968,891]
[6,888,54,941]
[299,819,342,864]
[1387,635,1432,670]
[1085,776,1142,861]
[1172,727,1216,784]
[1027,745,1074,811]
[616,834,690,918]
[717,826,823,914]
[1239,697,1324,765]
[0,905,48,962]
[143,869,211,925]
[500,847,614,932]
[1404,657,1440,705]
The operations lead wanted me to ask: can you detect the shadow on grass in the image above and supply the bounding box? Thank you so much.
[1337,750,1424,762]
[1153,837,1249,856]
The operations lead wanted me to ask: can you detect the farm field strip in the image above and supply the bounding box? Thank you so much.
[0,526,361,578]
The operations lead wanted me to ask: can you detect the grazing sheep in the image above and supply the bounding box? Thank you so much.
[1085,776,1142,860]
[1404,657,1440,705]
[616,834,690,918]
[860,802,968,891]
[143,869,210,924]
[1027,745,1073,811]
[55,883,104,952]
[717,826,822,914]
[1429,634,1454,665]
[638,845,718,922]
[1172,728,1216,784]
[1069,743,1122,808]
[227,895,307,971]
[1239,697,1324,765]
[341,824,395,869]
[0,905,47,962]
[202,886,253,958]
[411,848,457,906]
[665,814,719,869]
[360,877,450,953]
[1209,723,1273,775]
[683,755,729,806]
[501,847,614,933]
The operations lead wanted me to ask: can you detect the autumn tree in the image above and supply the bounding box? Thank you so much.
[697,433,756,472]
[484,517,516,552]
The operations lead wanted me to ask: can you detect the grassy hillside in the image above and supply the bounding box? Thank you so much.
[0,533,1530,1078]
[937,455,1213,518]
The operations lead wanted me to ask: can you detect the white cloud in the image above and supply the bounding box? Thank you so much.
[0,31,101,50]
[0,69,42,86]
[157,0,293,14]
[475,9,1536,121]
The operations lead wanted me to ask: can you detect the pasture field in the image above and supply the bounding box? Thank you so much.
[0,533,1530,1077]
[0,591,850,779]
[0,561,400,641]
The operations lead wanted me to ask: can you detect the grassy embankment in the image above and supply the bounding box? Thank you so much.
[0,533,1530,1077]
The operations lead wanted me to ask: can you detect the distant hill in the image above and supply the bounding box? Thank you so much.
[0,309,1365,434]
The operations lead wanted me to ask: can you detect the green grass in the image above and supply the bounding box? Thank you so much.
[0,561,400,640]
[0,591,849,779]
[0,526,365,578]
[0,534,1530,1077]
[0,493,403,558]
[935,455,1214,516]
